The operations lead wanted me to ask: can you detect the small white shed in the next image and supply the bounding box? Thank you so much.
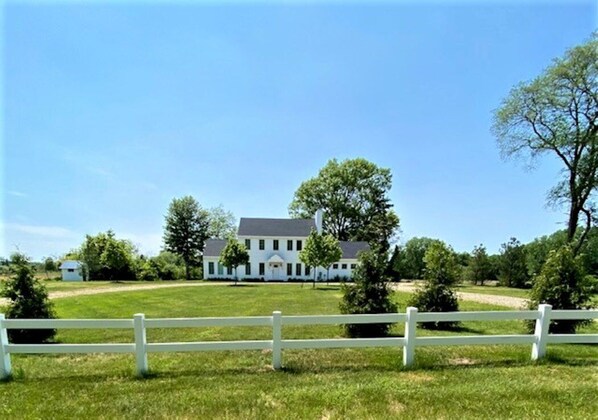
[59,260,84,282]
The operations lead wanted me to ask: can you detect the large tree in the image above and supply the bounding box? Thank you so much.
[206,205,237,239]
[397,237,443,280]
[299,229,343,288]
[465,244,491,286]
[498,238,530,288]
[163,196,210,280]
[289,158,400,252]
[493,34,598,254]
[76,230,137,281]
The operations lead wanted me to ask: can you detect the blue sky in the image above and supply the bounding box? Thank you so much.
[2,1,596,260]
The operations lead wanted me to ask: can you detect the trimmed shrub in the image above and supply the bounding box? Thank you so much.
[528,246,593,333]
[339,251,397,338]
[1,254,57,344]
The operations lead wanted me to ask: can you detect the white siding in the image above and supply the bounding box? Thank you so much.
[61,268,83,282]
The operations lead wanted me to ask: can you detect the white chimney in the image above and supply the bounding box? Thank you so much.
[315,209,323,234]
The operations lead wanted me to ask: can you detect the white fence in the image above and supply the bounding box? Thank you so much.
[0,304,596,379]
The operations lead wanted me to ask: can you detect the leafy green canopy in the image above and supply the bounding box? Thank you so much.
[340,251,397,338]
[219,239,250,284]
[289,158,400,252]
[1,253,56,344]
[498,238,530,288]
[528,246,593,334]
[163,196,210,280]
[493,33,598,252]
[465,244,492,286]
[75,230,137,280]
[299,229,342,287]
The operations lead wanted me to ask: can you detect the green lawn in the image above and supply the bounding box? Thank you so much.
[1,285,597,419]
[41,279,203,293]
[455,283,531,298]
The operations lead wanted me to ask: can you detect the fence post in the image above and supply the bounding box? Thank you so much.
[134,313,148,376]
[531,304,552,361]
[403,307,418,367]
[272,311,282,370]
[0,314,11,379]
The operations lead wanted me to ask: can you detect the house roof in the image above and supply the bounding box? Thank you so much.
[59,260,82,269]
[238,217,316,237]
[339,241,370,259]
[203,239,228,257]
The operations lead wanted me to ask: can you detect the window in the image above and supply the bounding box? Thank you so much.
[259,239,265,250]
[67,268,74,272]
[333,264,339,269]
[245,263,251,276]
[350,264,356,269]
[218,263,224,275]
[287,240,293,251]
[208,262,215,275]
[296,240,302,251]
[259,263,265,276]
[273,239,279,250]
[287,263,292,276]
[227,266,233,275]
[245,239,251,250]
[305,266,311,276]
[296,263,301,276]
[342,264,347,269]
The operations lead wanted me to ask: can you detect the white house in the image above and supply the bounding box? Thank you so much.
[59,260,84,282]
[203,210,369,281]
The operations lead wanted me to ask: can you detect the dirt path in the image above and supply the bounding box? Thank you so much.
[391,283,527,309]
[0,281,527,309]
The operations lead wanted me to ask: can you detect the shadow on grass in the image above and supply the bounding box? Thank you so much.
[227,284,257,288]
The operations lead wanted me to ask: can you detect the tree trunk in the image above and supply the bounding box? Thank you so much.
[185,261,190,280]
[567,204,580,245]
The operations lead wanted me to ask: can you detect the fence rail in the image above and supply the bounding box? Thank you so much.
[0,305,597,378]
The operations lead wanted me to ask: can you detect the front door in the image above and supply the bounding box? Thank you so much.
[272,265,280,280]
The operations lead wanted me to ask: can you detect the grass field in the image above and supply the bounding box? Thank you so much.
[1,285,597,419]
[455,283,530,298]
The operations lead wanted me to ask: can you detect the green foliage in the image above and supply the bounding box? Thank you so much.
[75,230,137,280]
[409,242,460,330]
[339,251,397,337]
[464,244,492,286]
[385,245,402,281]
[289,158,400,252]
[1,253,56,343]
[395,237,443,279]
[43,257,57,272]
[163,196,210,280]
[206,205,237,239]
[498,238,530,288]
[219,240,250,285]
[493,33,598,250]
[299,229,342,288]
[528,246,594,333]
[138,252,186,281]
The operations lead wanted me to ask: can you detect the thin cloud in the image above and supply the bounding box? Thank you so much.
[7,190,28,198]
[2,222,77,239]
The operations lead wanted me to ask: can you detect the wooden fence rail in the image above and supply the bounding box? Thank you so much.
[0,304,596,378]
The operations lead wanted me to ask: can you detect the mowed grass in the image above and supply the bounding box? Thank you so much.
[1,285,597,419]
[455,283,531,298]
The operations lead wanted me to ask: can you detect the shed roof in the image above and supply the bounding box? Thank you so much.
[59,260,82,269]
[238,218,316,237]
[203,239,228,257]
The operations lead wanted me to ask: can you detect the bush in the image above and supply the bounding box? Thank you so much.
[409,284,460,330]
[408,241,461,330]
[1,254,57,344]
[339,251,397,338]
[528,246,594,333]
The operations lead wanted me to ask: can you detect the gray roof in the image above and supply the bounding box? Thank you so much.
[238,218,316,237]
[203,239,228,257]
[59,260,82,269]
[339,241,370,259]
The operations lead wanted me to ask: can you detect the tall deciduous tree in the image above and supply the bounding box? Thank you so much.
[493,34,598,253]
[498,238,530,288]
[398,237,443,280]
[299,229,342,288]
[465,244,491,286]
[206,205,237,239]
[163,196,209,280]
[289,158,400,252]
[219,239,249,286]
[77,231,137,281]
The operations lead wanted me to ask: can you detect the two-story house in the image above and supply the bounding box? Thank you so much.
[203,210,369,281]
